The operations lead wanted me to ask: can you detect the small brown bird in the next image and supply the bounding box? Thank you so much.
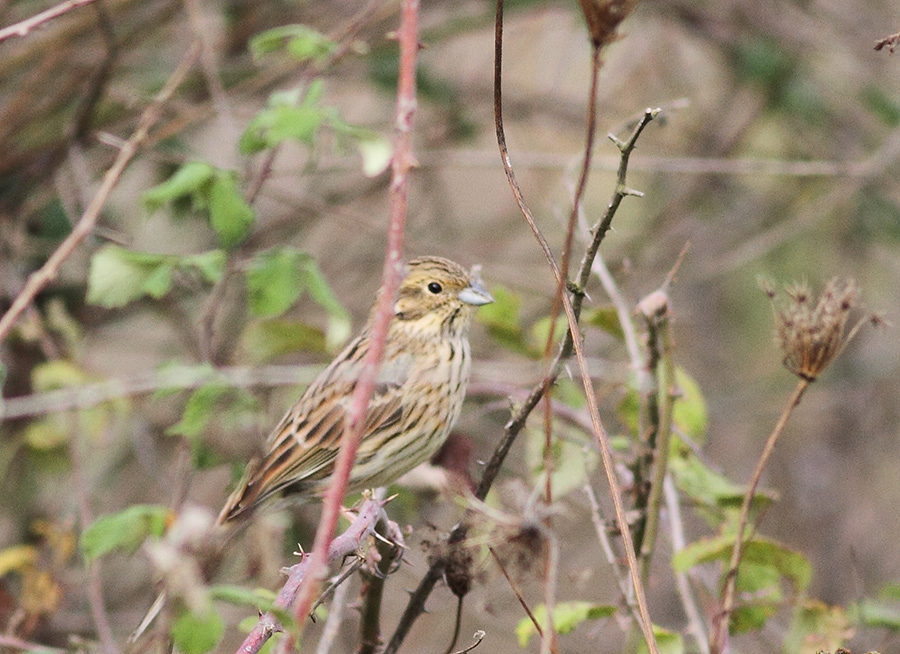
[218,255,494,523]
[132,256,492,641]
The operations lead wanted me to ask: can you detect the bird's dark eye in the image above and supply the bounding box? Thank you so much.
[427,281,443,294]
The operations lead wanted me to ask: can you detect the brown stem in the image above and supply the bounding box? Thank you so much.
[492,1,658,652]
[0,0,99,43]
[357,521,402,654]
[709,377,810,654]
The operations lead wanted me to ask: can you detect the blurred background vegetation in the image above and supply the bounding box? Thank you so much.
[1,0,900,652]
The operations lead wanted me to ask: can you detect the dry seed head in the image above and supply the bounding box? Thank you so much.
[577,0,639,47]
[769,278,859,381]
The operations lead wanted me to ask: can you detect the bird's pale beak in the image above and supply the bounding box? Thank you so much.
[459,281,494,306]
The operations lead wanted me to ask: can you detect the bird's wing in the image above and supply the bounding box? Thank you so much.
[218,338,413,523]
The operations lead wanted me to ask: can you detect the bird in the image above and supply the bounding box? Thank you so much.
[131,255,493,641]
[218,255,494,522]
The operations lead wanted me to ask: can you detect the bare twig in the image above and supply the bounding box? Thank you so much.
[0,0,99,43]
[492,1,659,650]
[875,31,900,52]
[282,1,420,647]
[0,43,201,345]
[635,291,676,582]
[664,476,710,654]
[490,547,544,641]
[313,568,352,654]
[709,378,810,654]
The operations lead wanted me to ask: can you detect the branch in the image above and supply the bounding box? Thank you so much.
[358,520,404,654]
[709,378,810,654]
[281,1,420,646]
[235,495,390,654]
[0,0,99,44]
[0,42,202,345]
[385,15,660,654]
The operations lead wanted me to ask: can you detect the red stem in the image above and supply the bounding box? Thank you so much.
[284,0,420,641]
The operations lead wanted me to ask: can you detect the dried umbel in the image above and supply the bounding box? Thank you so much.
[764,278,869,381]
[577,0,639,47]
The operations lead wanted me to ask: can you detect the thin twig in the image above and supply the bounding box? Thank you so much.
[314,567,352,654]
[664,476,710,654]
[709,378,810,654]
[282,2,420,647]
[636,292,676,582]
[358,520,403,654]
[0,0,99,43]
[383,69,660,654]
[0,42,201,345]
[490,547,544,641]
[492,1,659,651]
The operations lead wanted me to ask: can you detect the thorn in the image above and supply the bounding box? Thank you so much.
[617,185,644,198]
[607,133,626,150]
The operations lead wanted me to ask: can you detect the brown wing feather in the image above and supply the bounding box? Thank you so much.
[218,335,410,523]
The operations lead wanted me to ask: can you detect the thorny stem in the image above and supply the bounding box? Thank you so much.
[283,0,419,648]
[235,494,389,654]
[709,377,810,654]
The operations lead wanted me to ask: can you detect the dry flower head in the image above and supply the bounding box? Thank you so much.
[765,278,869,381]
[577,0,639,47]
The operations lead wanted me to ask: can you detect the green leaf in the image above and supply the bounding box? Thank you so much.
[80,505,170,562]
[250,25,336,62]
[181,250,227,284]
[208,173,255,249]
[240,95,324,154]
[671,534,811,592]
[166,385,229,439]
[529,315,570,354]
[668,444,776,526]
[244,249,348,349]
[143,162,216,212]
[637,626,684,654]
[210,585,276,611]
[246,248,308,318]
[585,306,625,340]
[525,421,597,499]
[297,257,350,350]
[242,319,327,362]
[672,368,707,441]
[783,600,852,654]
[171,608,224,654]
[852,597,900,631]
[477,285,526,353]
[516,601,615,648]
[87,245,170,308]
